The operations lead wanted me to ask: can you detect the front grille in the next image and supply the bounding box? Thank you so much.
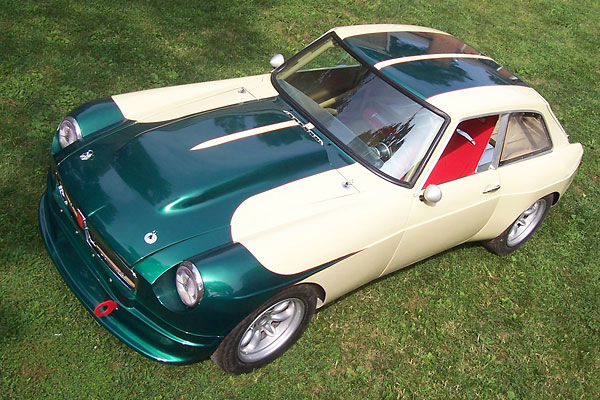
[86,226,137,290]
[57,176,137,290]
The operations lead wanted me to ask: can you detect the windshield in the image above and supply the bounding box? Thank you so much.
[274,37,445,183]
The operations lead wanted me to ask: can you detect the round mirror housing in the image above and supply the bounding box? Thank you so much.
[269,54,284,69]
[421,184,442,205]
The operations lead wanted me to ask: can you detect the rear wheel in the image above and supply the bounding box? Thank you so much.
[211,284,317,374]
[483,194,552,255]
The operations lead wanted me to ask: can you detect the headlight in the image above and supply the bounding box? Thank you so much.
[57,116,82,148]
[175,261,204,307]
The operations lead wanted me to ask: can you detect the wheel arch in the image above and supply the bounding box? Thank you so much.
[299,282,326,308]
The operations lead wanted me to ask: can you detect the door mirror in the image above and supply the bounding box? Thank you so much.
[270,54,284,69]
[420,184,442,205]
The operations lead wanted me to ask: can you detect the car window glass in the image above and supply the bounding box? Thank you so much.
[425,115,500,186]
[274,37,445,184]
[344,31,481,65]
[501,112,551,164]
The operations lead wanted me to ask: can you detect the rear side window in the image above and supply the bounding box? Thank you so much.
[500,112,551,164]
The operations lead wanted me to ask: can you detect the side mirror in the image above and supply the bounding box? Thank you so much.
[420,184,442,205]
[269,54,284,69]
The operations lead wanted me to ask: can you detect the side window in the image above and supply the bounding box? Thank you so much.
[425,115,500,186]
[500,112,551,164]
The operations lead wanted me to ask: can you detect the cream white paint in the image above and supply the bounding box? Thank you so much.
[427,86,548,122]
[299,95,579,305]
[231,163,412,277]
[300,145,579,306]
[112,74,278,123]
[473,143,583,240]
[190,120,298,151]
[414,89,573,196]
[232,105,580,306]
[332,24,449,39]
[299,235,402,307]
[374,54,492,70]
[383,169,501,275]
[106,25,582,306]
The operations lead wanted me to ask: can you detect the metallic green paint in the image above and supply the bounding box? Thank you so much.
[39,186,219,364]
[146,243,314,336]
[344,31,480,65]
[40,93,359,362]
[342,32,526,99]
[56,97,350,271]
[52,97,127,156]
[40,170,353,362]
[51,134,62,155]
[379,58,525,99]
[69,97,125,137]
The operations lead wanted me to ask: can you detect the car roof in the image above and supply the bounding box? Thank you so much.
[330,25,543,116]
[427,85,550,120]
[332,24,448,39]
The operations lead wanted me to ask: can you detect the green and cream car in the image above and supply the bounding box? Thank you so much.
[39,25,583,374]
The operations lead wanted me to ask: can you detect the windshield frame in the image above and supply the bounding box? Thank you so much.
[270,31,451,189]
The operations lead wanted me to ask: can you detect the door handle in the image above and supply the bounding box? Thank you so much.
[482,184,501,194]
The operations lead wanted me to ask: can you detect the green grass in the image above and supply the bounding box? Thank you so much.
[1,0,599,398]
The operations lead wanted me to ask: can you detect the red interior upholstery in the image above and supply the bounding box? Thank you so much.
[425,116,498,186]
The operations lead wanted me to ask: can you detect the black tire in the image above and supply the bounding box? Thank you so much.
[211,284,317,374]
[483,194,553,256]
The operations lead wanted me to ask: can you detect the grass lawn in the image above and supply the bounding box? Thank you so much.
[1,0,599,398]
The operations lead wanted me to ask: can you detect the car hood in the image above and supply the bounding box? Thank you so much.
[57,97,348,268]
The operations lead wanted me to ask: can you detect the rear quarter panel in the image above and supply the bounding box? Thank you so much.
[473,142,583,240]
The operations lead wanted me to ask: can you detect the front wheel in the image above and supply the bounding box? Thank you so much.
[483,194,552,255]
[211,284,317,374]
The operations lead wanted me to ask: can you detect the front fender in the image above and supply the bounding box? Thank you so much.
[135,239,307,337]
[134,230,339,337]
[51,97,128,155]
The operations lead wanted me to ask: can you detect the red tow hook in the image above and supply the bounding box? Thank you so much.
[94,300,118,317]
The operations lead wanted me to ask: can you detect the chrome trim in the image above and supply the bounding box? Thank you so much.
[58,116,82,148]
[57,177,136,290]
[456,128,476,146]
[79,149,94,161]
[482,184,501,194]
[283,110,324,146]
[491,114,510,169]
[175,261,204,307]
[57,183,68,206]
[84,223,137,290]
[144,230,158,244]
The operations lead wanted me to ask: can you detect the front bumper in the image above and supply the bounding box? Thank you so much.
[38,186,219,364]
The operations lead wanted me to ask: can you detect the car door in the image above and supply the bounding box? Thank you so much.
[479,111,559,235]
[382,115,502,275]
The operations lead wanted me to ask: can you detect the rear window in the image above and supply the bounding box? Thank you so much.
[500,112,551,164]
